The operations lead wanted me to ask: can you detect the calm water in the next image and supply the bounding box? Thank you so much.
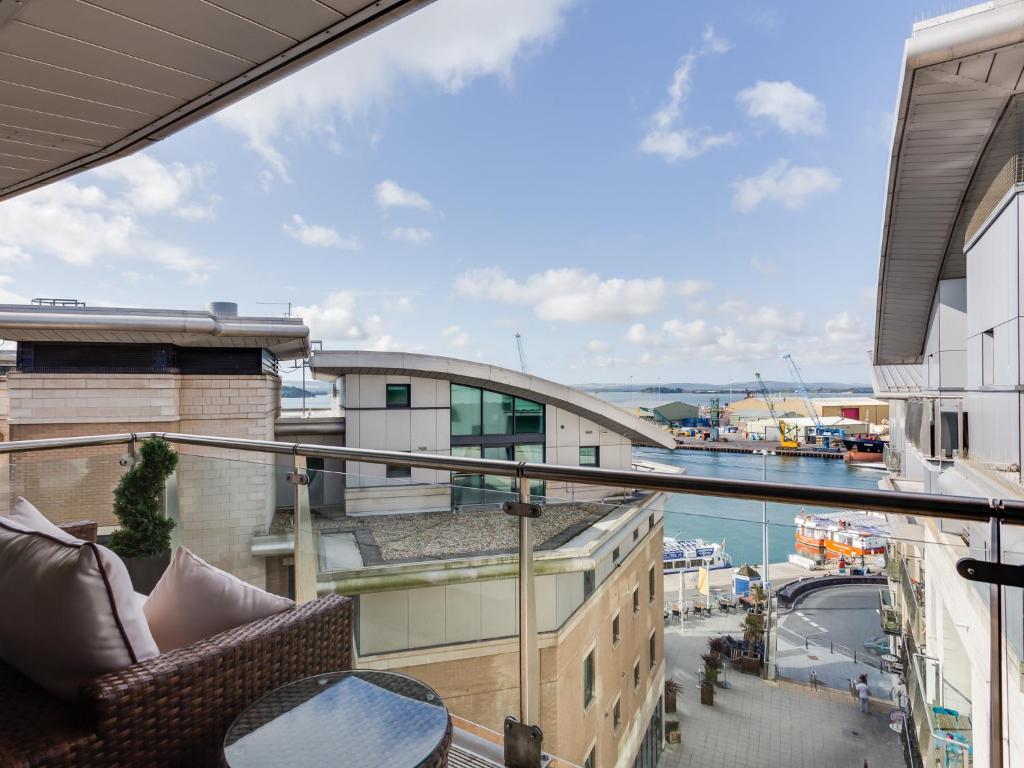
[631,447,883,566]
[593,389,868,410]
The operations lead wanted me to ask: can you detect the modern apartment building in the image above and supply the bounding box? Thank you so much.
[872,3,1024,765]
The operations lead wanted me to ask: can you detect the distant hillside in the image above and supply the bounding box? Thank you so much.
[281,383,329,398]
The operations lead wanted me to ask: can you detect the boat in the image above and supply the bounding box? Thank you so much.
[663,537,733,574]
[843,437,886,463]
[793,510,890,560]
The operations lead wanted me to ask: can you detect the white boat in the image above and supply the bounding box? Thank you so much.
[662,537,733,574]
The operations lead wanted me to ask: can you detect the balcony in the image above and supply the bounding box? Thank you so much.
[0,431,1021,767]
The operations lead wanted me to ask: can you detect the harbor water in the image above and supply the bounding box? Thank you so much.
[632,446,883,567]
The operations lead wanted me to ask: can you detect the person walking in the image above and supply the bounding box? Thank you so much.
[810,669,818,691]
[855,673,870,714]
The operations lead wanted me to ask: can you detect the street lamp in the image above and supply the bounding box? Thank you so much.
[756,449,776,676]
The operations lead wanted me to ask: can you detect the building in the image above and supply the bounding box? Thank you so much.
[649,400,701,427]
[725,396,808,422]
[0,300,309,589]
[279,350,676,768]
[871,3,1024,766]
[811,397,888,425]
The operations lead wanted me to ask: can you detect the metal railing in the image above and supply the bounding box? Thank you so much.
[3,429,1022,762]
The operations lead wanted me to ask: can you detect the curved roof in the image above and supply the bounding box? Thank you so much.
[309,350,676,448]
[0,0,432,202]
[875,1,1024,364]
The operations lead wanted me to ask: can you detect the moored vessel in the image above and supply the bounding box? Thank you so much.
[663,537,733,574]
[793,510,889,560]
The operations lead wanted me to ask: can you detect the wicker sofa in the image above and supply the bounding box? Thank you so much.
[0,521,353,768]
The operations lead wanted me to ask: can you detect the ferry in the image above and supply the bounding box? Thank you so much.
[793,510,890,559]
[663,537,733,574]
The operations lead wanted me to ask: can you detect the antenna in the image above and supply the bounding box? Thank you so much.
[514,332,527,373]
[256,301,293,317]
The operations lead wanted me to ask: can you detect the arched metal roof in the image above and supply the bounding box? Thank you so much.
[309,350,677,449]
[0,0,432,202]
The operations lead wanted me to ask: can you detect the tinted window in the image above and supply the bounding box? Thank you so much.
[451,385,482,436]
[633,587,640,613]
[483,390,514,434]
[386,464,411,480]
[583,651,594,709]
[386,383,410,408]
[579,446,599,467]
[612,614,620,644]
[514,397,544,433]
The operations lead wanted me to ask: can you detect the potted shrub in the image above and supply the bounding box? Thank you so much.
[665,678,681,713]
[700,653,722,705]
[108,436,178,594]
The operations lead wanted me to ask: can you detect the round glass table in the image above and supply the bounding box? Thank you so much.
[223,670,452,768]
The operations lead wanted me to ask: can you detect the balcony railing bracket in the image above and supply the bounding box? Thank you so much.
[503,716,546,768]
[502,501,541,519]
[956,557,1024,588]
[286,472,310,486]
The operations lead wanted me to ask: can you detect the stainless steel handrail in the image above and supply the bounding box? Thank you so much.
[2,430,1024,524]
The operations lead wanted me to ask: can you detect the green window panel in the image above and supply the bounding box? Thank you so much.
[385,383,410,408]
[451,384,482,436]
[482,390,514,435]
[513,397,544,434]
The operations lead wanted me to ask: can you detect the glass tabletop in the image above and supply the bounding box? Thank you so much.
[224,670,450,768]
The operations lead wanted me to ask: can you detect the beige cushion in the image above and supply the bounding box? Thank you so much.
[144,546,294,653]
[8,496,74,541]
[0,517,159,699]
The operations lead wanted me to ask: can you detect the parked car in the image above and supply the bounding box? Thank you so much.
[863,635,890,655]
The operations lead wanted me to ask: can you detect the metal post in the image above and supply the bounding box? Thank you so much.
[291,454,317,603]
[518,475,539,725]
[989,517,1003,768]
[761,450,772,674]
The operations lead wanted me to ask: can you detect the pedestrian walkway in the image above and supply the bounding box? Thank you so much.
[661,611,903,768]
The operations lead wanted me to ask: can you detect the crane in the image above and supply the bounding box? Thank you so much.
[755,372,798,449]
[514,332,527,374]
[782,353,842,451]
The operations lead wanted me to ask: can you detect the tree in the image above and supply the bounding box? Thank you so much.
[108,436,178,557]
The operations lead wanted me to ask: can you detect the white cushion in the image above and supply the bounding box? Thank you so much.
[144,546,294,653]
[0,517,159,699]
[8,496,75,542]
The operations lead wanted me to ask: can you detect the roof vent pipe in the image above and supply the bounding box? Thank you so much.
[207,302,238,318]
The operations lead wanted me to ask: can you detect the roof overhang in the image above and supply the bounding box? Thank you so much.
[0,303,310,358]
[0,0,433,202]
[309,350,677,449]
[875,0,1024,365]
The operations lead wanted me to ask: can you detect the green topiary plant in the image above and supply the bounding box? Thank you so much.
[108,436,178,558]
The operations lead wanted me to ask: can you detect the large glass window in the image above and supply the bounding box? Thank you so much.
[386,383,410,408]
[452,445,483,506]
[483,446,514,496]
[514,397,544,434]
[514,443,545,496]
[482,390,514,434]
[451,385,482,436]
[583,650,594,709]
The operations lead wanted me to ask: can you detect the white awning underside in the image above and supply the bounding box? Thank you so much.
[0,0,431,202]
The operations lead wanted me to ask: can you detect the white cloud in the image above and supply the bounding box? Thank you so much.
[639,32,734,163]
[454,267,710,323]
[296,292,414,351]
[375,180,432,211]
[389,226,433,244]
[94,154,217,219]
[441,324,470,348]
[0,160,213,283]
[282,214,360,249]
[0,245,31,264]
[0,276,27,304]
[749,255,775,274]
[586,339,611,353]
[737,80,825,135]
[732,160,840,212]
[216,0,573,179]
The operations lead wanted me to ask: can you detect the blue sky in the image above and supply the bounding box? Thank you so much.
[0,0,950,385]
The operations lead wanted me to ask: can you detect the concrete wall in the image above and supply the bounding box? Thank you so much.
[358,521,665,768]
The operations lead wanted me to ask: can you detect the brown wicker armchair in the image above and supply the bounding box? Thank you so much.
[0,521,353,768]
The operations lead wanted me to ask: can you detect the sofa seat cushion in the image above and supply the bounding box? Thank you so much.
[0,517,159,700]
[144,546,295,653]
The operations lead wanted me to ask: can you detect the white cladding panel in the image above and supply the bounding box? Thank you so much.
[407,586,446,648]
[963,392,1021,466]
[966,196,1018,339]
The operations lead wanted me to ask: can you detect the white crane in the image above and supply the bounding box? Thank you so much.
[514,332,527,373]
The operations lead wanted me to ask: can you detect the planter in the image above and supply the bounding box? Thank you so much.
[665,720,681,744]
[123,550,171,594]
[665,686,677,714]
[700,681,714,706]
[738,654,762,676]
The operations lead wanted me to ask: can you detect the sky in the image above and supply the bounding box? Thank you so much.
[0,0,956,385]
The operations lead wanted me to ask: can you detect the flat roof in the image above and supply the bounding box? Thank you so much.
[875,1,1024,364]
[0,302,310,358]
[309,350,676,448]
[0,0,433,202]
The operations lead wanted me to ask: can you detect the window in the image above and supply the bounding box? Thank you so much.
[633,661,641,691]
[583,650,595,709]
[513,396,544,433]
[385,383,410,408]
[386,464,411,480]
[648,565,656,604]
[612,546,620,563]
[514,443,545,497]
[584,748,595,768]
[451,445,483,506]
[649,513,655,531]
[612,696,621,731]
[612,613,620,645]
[583,569,595,599]
[633,587,640,614]
[451,384,482,436]
[483,446,514,495]
[579,446,599,467]
[633,527,639,542]
[483,390,514,434]
[649,630,656,670]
